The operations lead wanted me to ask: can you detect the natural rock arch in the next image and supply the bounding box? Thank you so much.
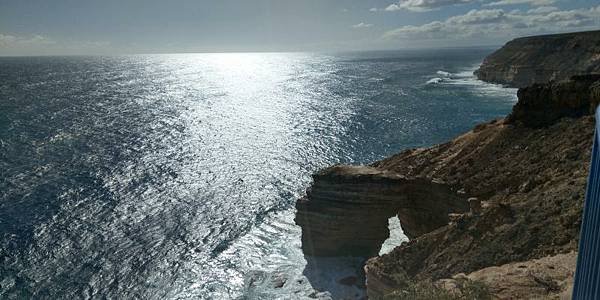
[295,165,469,257]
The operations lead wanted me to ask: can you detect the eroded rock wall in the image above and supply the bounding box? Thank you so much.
[508,74,600,127]
[295,165,469,257]
[436,252,577,300]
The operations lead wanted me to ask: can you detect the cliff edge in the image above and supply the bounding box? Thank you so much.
[475,30,600,88]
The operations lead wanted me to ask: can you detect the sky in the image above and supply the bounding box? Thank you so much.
[0,0,599,55]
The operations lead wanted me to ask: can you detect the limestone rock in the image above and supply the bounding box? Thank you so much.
[468,197,481,216]
[295,165,469,257]
[364,89,593,298]
[436,252,577,300]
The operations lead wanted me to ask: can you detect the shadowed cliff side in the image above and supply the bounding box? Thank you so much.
[508,74,600,127]
[475,30,600,88]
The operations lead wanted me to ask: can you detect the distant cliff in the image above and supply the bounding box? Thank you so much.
[475,30,600,88]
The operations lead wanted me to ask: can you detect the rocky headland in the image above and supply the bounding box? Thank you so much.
[296,30,600,299]
[475,30,600,88]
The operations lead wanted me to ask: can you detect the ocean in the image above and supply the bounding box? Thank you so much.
[0,49,516,299]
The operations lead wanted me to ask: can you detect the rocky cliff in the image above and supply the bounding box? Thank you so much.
[295,165,469,257]
[296,74,600,299]
[509,74,600,127]
[365,75,600,299]
[364,113,592,298]
[475,30,600,88]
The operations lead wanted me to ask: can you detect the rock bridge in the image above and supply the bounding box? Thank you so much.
[295,165,469,257]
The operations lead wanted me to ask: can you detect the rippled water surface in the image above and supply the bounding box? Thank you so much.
[0,50,516,299]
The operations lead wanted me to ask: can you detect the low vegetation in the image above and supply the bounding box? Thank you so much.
[384,280,492,300]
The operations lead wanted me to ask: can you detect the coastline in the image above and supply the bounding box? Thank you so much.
[295,30,600,299]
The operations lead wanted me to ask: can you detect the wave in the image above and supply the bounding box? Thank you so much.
[436,70,451,77]
[427,66,518,100]
[426,77,443,84]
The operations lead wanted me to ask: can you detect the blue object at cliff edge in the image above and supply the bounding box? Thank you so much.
[573,107,600,299]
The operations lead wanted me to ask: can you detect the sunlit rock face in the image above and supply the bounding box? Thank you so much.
[475,30,600,88]
[294,165,469,257]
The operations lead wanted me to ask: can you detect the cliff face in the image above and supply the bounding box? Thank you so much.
[295,165,469,257]
[295,75,600,299]
[509,74,600,127]
[475,30,600,88]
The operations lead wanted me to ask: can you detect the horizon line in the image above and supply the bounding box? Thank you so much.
[0,44,504,58]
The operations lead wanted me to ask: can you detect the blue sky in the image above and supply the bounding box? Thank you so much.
[0,0,599,55]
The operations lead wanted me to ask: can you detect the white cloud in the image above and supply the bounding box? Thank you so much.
[352,22,374,28]
[447,8,507,24]
[524,8,597,27]
[0,34,55,48]
[486,0,556,7]
[376,0,558,13]
[385,4,402,11]
[369,7,379,12]
[0,34,16,47]
[0,33,112,56]
[382,5,600,41]
[384,0,477,12]
[527,6,558,14]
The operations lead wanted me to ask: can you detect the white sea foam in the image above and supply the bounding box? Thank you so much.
[428,65,518,101]
[222,210,367,299]
[379,216,409,255]
[426,77,443,84]
[436,70,451,77]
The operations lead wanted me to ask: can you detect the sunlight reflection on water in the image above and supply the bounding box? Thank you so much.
[0,50,516,299]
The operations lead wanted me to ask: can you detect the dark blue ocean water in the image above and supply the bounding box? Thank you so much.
[0,49,516,299]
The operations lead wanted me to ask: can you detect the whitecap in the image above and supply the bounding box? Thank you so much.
[436,70,451,77]
[432,65,518,101]
[426,78,443,84]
